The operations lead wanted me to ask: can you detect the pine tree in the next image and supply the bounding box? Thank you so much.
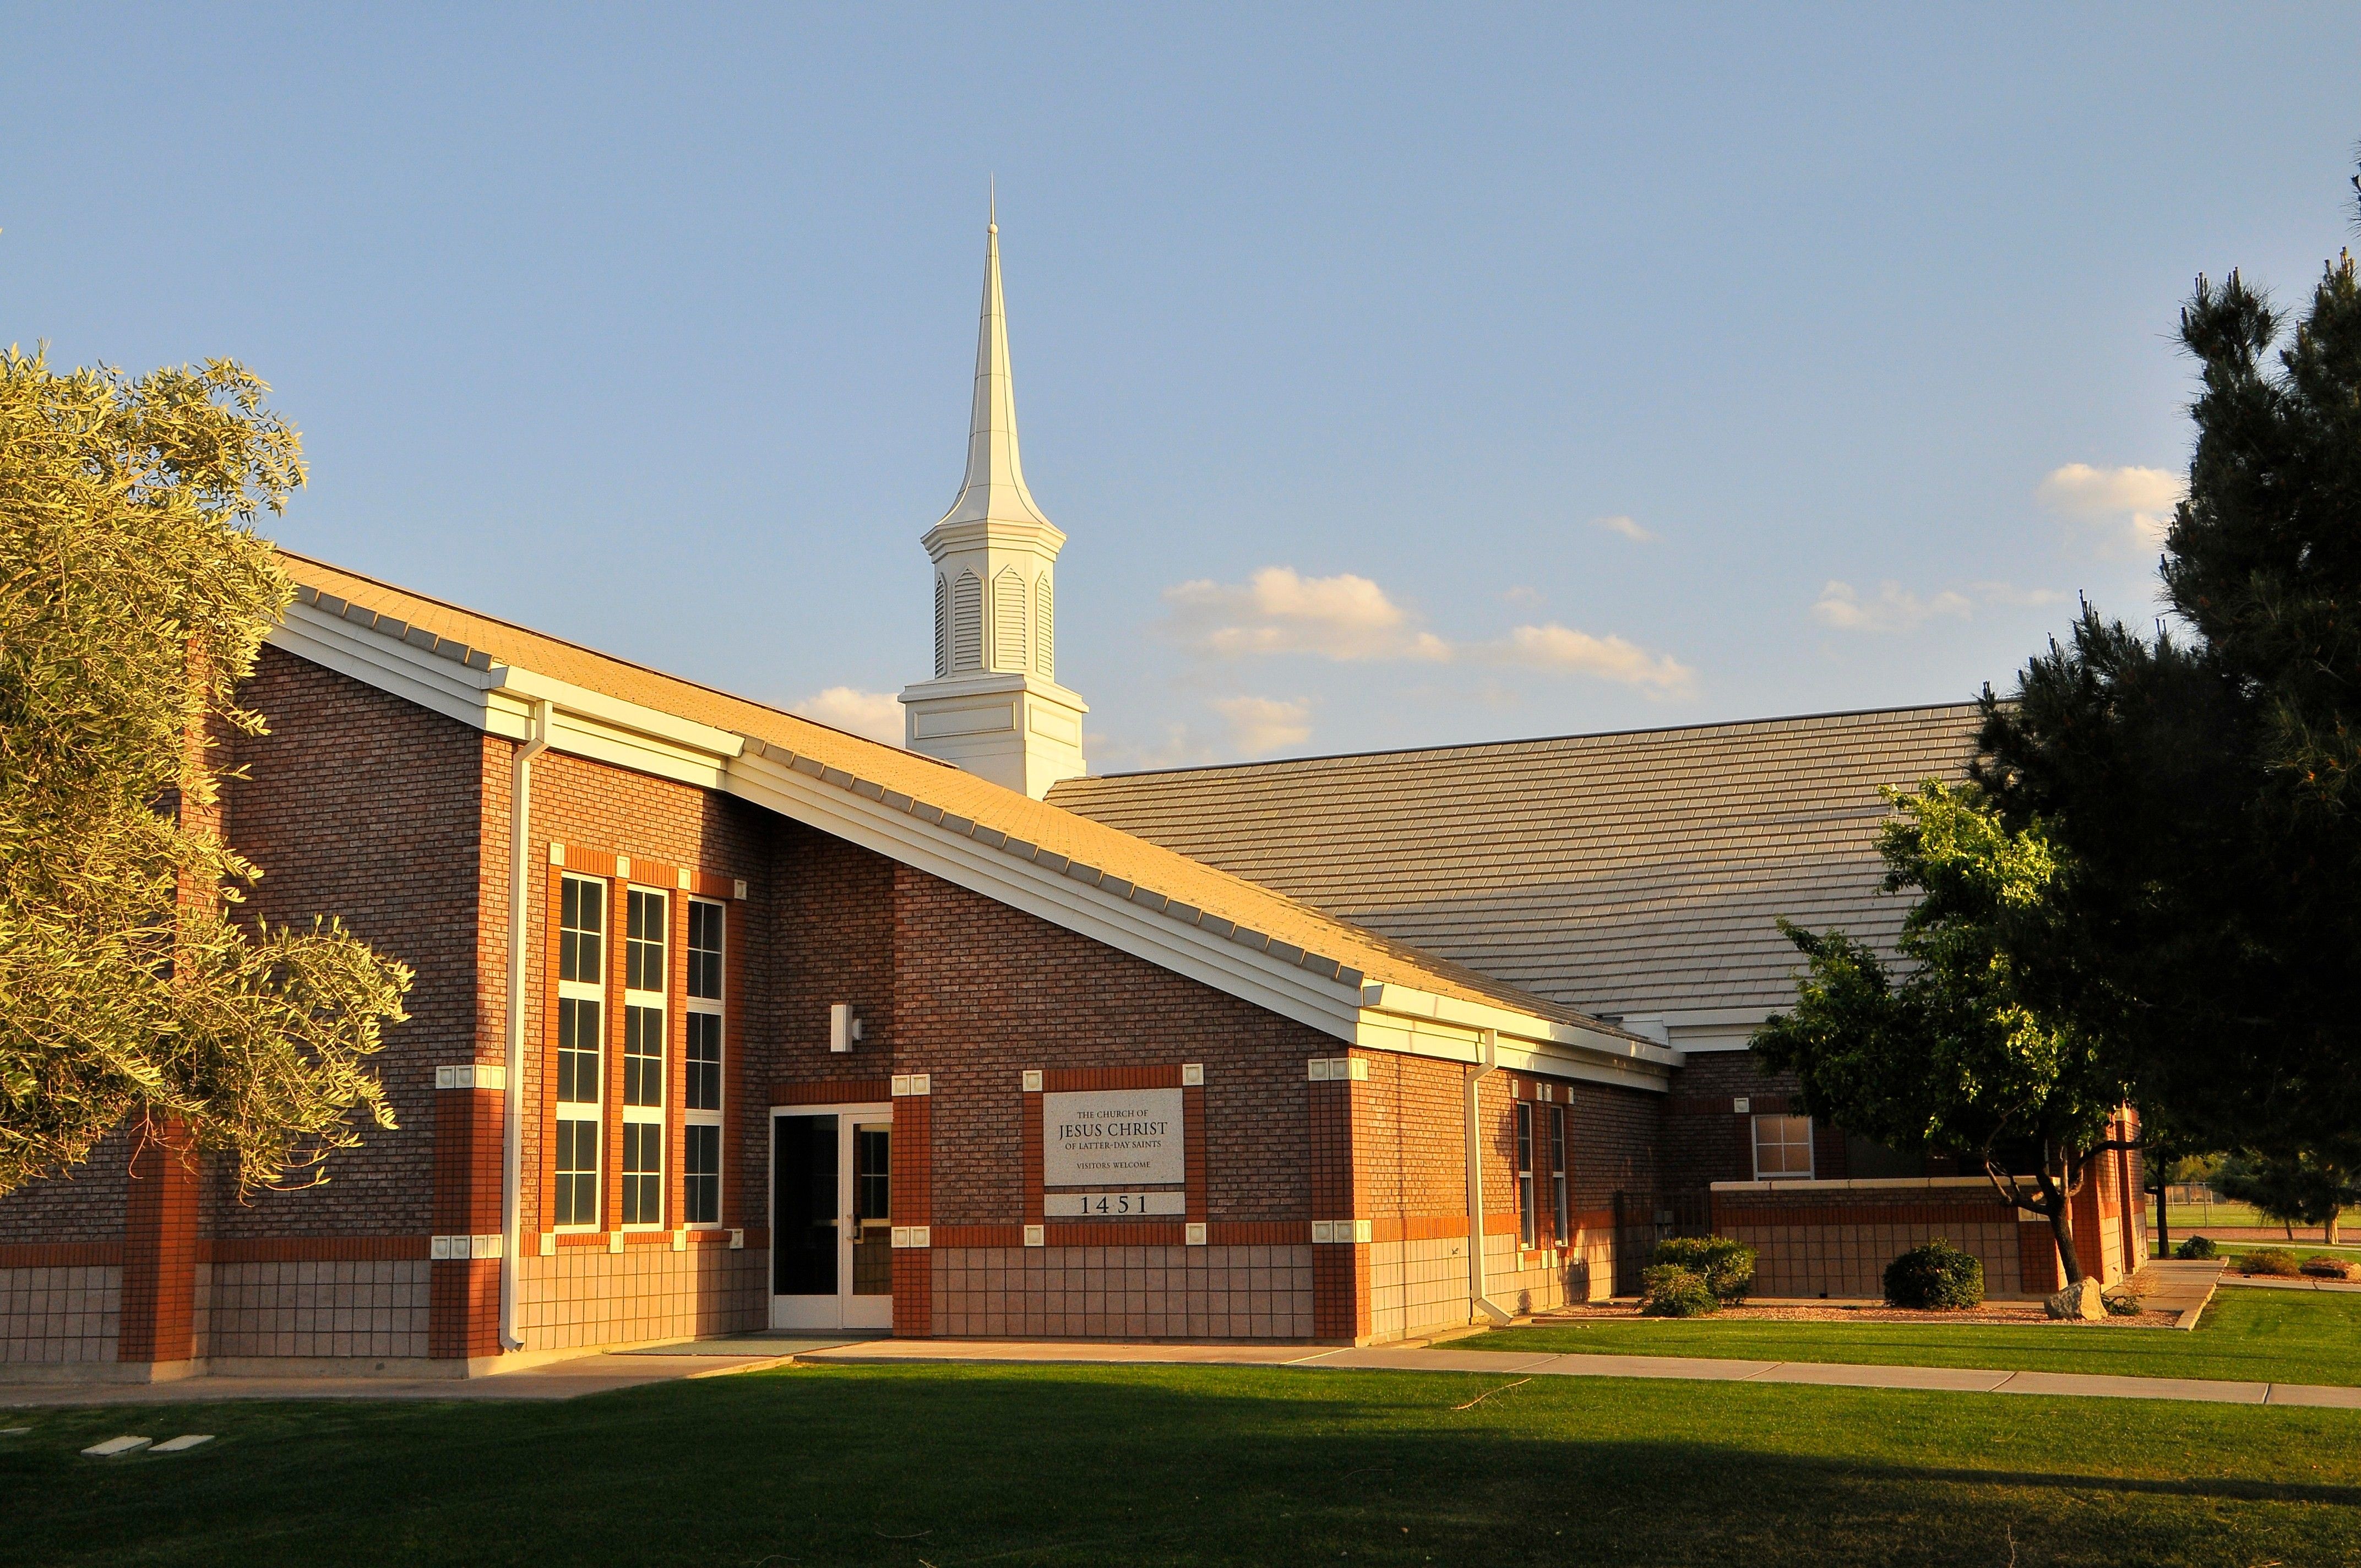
[1975,182,2361,1171]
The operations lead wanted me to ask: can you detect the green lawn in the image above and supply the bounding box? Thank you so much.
[1466,1287,2361,1386]
[2,1363,2357,1567]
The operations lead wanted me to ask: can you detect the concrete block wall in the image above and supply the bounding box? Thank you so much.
[195,1259,430,1360]
[931,1244,1314,1339]
[515,1244,767,1353]
[0,1264,119,1364]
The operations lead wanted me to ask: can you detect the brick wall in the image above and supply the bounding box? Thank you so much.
[891,865,1326,1228]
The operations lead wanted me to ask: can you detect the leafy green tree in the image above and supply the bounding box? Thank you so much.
[1973,193,2361,1173]
[1754,782,2134,1284]
[2213,1151,2358,1245]
[0,348,411,1196]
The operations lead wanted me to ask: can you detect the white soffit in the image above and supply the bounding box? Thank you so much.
[265,597,1673,1090]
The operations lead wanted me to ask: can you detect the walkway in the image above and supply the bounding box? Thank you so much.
[795,1337,2361,1409]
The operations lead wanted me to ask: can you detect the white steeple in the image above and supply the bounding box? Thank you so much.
[898,199,1089,798]
[937,192,1054,534]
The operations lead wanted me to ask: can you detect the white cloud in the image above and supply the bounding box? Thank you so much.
[1165,567,1452,662]
[1811,581,1974,634]
[1482,624,1696,695]
[790,686,905,747]
[1499,584,1543,608]
[2038,462,2184,556]
[1208,695,1314,754]
[1592,514,1656,543]
[1166,564,1696,698]
[1970,581,2071,609]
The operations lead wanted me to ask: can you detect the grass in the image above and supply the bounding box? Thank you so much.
[1465,1287,2361,1386]
[2,1362,2358,1567]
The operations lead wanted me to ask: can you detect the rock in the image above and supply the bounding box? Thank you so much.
[2045,1278,2106,1320]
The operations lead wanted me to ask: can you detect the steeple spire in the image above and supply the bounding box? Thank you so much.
[901,196,1087,799]
[938,194,1051,531]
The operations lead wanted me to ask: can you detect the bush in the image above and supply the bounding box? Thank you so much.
[2174,1235,2217,1260]
[2299,1255,2356,1280]
[1650,1235,1757,1303]
[1883,1238,1986,1309]
[1639,1264,1720,1317]
[2240,1248,2303,1277]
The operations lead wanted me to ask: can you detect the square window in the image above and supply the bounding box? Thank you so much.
[559,875,603,984]
[624,1004,665,1108]
[1753,1115,1815,1180]
[684,1124,720,1226]
[686,1013,722,1111]
[626,888,667,992]
[687,900,724,1001]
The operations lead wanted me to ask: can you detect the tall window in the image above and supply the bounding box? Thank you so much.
[683,898,725,1227]
[1515,1102,1536,1248]
[1753,1114,1815,1180]
[1549,1104,1569,1245]
[554,874,605,1229]
[621,887,667,1227]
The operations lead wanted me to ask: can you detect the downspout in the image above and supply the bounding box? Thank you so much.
[1464,1028,1514,1326]
[501,698,554,1353]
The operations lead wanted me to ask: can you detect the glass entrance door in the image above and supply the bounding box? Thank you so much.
[771,1107,893,1330]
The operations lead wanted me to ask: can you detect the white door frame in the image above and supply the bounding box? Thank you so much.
[769,1104,894,1331]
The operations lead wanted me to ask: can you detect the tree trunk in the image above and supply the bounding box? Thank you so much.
[2330,1209,2342,1248]
[2047,1200,2085,1286]
[2152,1177,2170,1259]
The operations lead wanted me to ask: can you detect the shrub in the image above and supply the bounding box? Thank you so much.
[1883,1238,1986,1309]
[2299,1255,2355,1280]
[1650,1235,1757,1303]
[2174,1235,2217,1260]
[2240,1248,2303,1277]
[1639,1264,1720,1317]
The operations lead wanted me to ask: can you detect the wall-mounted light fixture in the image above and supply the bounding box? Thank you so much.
[830,1003,864,1053]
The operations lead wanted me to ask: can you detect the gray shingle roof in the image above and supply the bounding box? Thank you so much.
[1047,705,1982,1019]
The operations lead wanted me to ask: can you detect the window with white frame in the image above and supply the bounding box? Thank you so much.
[1515,1102,1536,1248]
[554,874,605,1229]
[682,897,725,1227]
[1549,1104,1570,1244]
[621,886,667,1227]
[1753,1114,1815,1180]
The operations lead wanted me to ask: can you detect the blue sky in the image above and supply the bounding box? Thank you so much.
[7,6,2357,767]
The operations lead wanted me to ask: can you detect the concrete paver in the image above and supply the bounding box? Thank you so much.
[2264,1382,2361,1408]
[1527,1353,1780,1383]
[1303,1348,1561,1375]
[1,1350,790,1407]
[1994,1370,2269,1404]
[1755,1362,2014,1392]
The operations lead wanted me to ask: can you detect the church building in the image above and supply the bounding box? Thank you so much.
[0,217,2144,1381]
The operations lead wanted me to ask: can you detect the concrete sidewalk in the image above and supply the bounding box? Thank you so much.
[795,1337,2361,1408]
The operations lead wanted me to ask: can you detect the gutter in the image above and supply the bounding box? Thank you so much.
[500,698,554,1353]
[1464,1028,1515,1326]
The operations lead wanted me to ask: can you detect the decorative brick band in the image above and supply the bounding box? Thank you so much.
[772,1079,894,1106]
[0,1242,124,1268]
[932,1224,1026,1248]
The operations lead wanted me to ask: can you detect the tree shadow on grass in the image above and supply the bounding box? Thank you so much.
[6,1363,2357,1567]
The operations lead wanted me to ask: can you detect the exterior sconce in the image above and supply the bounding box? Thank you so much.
[830,1003,864,1053]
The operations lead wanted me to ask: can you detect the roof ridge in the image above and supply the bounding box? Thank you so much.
[1063,700,1989,784]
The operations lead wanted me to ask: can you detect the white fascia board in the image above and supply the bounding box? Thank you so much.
[722,749,1369,1042]
[270,602,503,734]
[270,603,742,790]
[485,667,746,761]
[1357,982,1681,1070]
[1350,1012,1671,1092]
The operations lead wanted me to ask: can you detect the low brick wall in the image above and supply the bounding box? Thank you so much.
[1711,1178,2054,1299]
[0,1263,121,1364]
